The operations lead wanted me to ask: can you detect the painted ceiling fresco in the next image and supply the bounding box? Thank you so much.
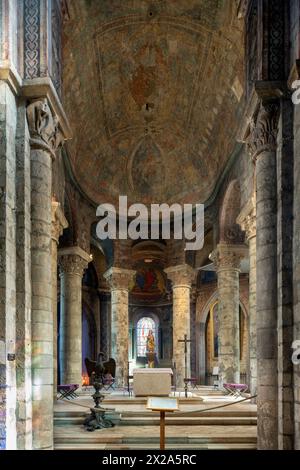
[63,0,245,206]
[130,266,168,303]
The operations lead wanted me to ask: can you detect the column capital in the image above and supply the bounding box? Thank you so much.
[236,196,256,242]
[58,246,91,276]
[210,243,247,272]
[26,98,64,159]
[103,267,135,291]
[164,264,195,287]
[51,201,68,244]
[247,100,280,162]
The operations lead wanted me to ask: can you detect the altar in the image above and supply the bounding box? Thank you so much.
[133,368,173,396]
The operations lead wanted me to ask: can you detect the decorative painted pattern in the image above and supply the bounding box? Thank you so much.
[24,0,40,79]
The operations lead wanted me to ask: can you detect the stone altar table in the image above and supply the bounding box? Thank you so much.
[133,368,173,396]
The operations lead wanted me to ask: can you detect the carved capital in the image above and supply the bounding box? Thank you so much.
[51,201,68,243]
[236,196,256,241]
[26,98,64,158]
[247,101,279,162]
[164,264,195,288]
[103,267,135,291]
[210,244,247,272]
[58,246,91,276]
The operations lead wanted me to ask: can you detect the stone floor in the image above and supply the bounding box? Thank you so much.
[54,387,257,450]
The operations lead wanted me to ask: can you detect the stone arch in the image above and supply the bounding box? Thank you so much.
[129,309,161,368]
[83,261,99,289]
[219,179,244,244]
[60,188,76,246]
[196,290,249,384]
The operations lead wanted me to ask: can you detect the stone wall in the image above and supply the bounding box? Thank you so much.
[82,286,100,356]
[99,292,111,359]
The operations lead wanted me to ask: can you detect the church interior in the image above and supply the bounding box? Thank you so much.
[0,0,300,451]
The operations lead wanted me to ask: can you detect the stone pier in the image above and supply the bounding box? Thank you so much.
[51,202,68,399]
[237,196,257,396]
[58,247,90,386]
[103,267,135,387]
[164,265,195,388]
[27,99,64,450]
[248,100,279,450]
[15,103,32,449]
[211,244,246,385]
[0,81,17,450]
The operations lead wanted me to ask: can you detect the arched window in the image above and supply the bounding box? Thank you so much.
[136,317,156,357]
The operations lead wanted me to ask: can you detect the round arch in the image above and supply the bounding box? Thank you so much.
[196,291,249,384]
[129,310,161,370]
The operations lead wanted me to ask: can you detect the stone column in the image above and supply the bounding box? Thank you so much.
[247,100,279,449]
[103,267,135,387]
[27,99,63,450]
[164,265,195,388]
[51,201,68,399]
[210,244,246,385]
[237,196,257,396]
[58,247,90,386]
[15,102,32,450]
[0,81,17,450]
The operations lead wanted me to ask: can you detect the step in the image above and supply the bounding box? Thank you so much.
[54,407,257,418]
[54,415,257,427]
[54,442,257,450]
[54,436,257,446]
[54,427,257,445]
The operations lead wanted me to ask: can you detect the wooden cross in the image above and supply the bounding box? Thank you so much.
[178,334,192,398]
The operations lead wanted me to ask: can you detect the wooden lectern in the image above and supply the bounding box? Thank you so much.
[147,397,179,450]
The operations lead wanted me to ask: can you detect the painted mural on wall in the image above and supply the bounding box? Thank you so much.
[131,266,167,303]
[128,136,165,198]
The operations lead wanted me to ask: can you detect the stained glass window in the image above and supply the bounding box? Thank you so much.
[136,317,156,357]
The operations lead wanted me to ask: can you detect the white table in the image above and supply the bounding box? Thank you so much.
[133,368,173,396]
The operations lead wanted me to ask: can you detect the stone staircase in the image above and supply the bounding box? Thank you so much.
[54,391,257,450]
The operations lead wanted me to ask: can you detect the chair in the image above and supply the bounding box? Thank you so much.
[102,373,115,391]
[57,384,79,400]
[184,377,199,389]
[223,383,248,397]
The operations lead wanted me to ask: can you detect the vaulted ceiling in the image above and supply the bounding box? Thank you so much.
[63,0,245,207]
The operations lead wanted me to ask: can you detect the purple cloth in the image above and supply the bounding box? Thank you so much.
[57,384,79,391]
[224,383,247,390]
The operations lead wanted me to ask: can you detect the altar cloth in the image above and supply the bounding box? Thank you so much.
[133,368,173,397]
